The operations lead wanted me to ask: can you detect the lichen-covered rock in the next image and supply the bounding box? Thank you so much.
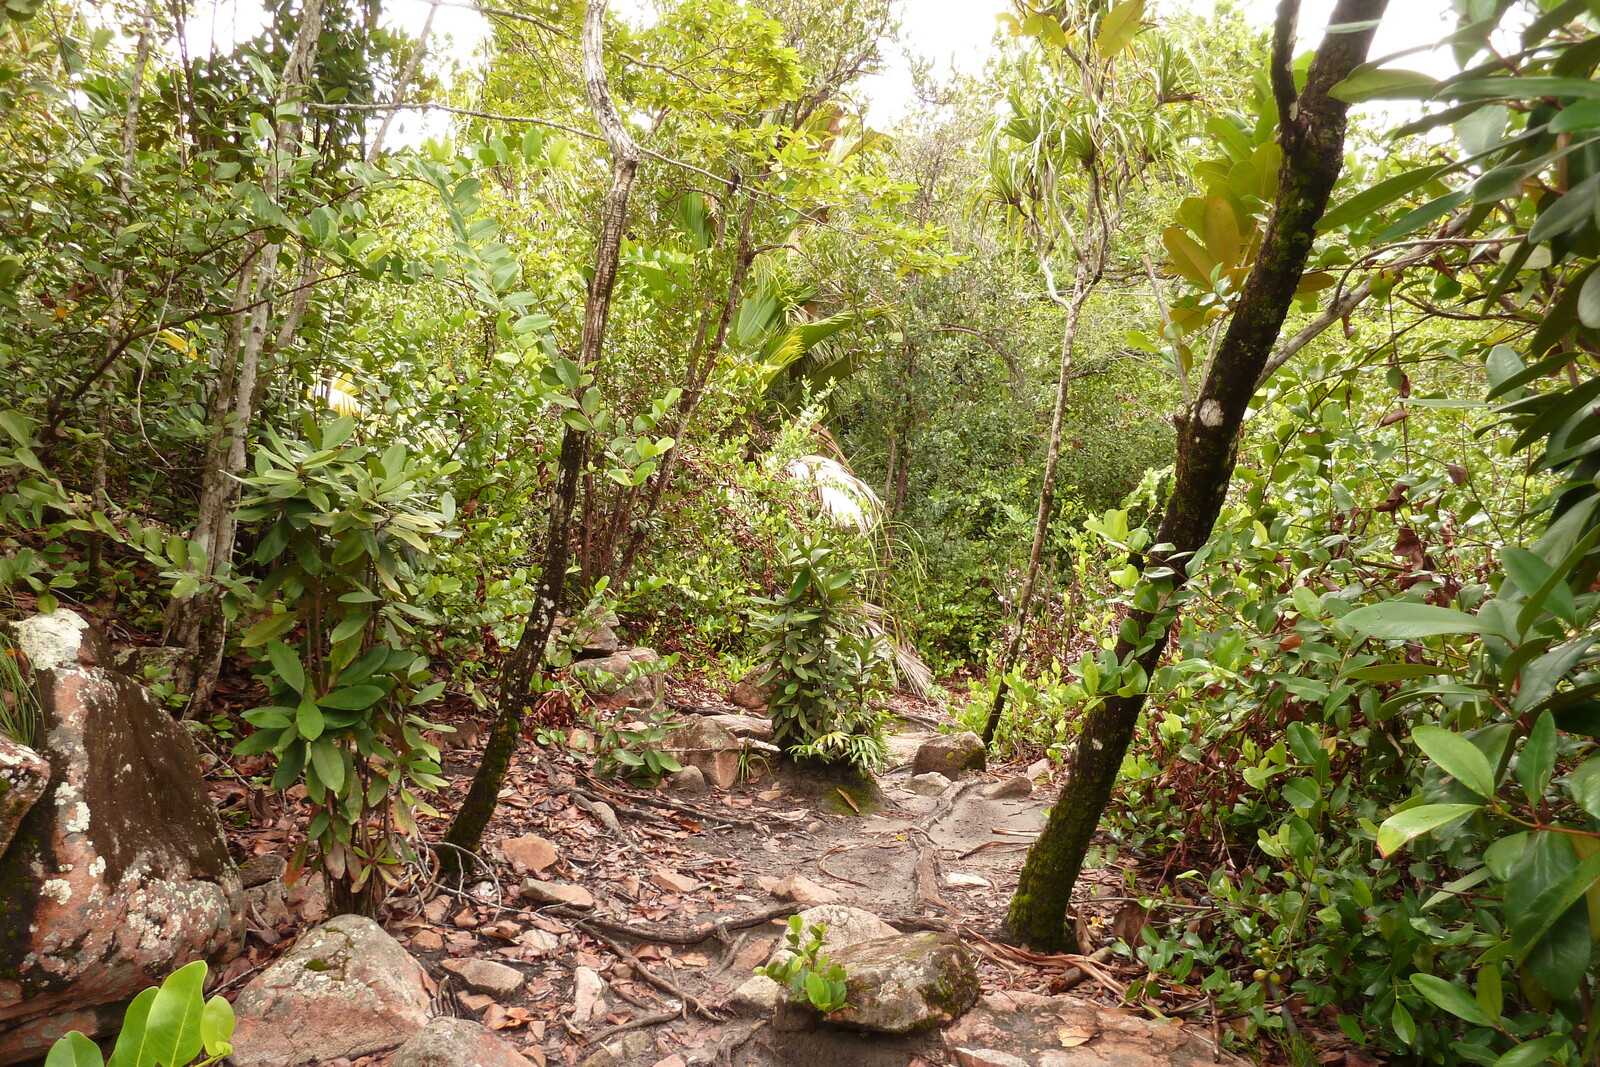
[821,931,979,1033]
[0,610,244,1066]
[0,735,48,859]
[570,648,664,708]
[230,914,432,1066]
[393,1017,527,1067]
[911,731,987,778]
[728,906,900,1017]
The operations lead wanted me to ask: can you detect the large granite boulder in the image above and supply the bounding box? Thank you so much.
[230,914,433,1066]
[912,731,987,778]
[823,931,979,1033]
[570,648,665,708]
[728,669,773,711]
[0,610,245,1066]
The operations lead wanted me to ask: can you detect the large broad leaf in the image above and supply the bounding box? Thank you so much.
[1493,1036,1579,1067]
[1341,602,1486,639]
[1411,973,1497,1027]
[143,960,207,1067]
[1414,726,1498,798]
[1376,802,1482,856]
[1505,832,1598,998]
[266,639,307,697]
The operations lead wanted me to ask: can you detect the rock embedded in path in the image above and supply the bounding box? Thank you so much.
[984,774,1033,799]
[822,931,979,1033]
[572,965,608,1023]
[0,610,245,1066]
[912,731,987,779]
[758,873,840,904]
[393,1017,528,1067]
[230,914,432,1067]
[520,878,595,909]
[499,832,558,876]
[441,956,526,999]
[701,712,775,742]
[944,990,1248,1067]
[668,764,708,794]
[908,771,953,795]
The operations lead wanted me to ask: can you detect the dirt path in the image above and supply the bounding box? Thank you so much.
[218,685,1148,1067]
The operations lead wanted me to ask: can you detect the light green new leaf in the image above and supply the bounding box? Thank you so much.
[143,960,207,1067]
[1568,758,1600,817]
[1411,973,1497,1027]
[106,986,158,1067]
[200,995,235,1058]
[1414,726,1498,798]
[45,1032,104,1067]
[1376,803,1482,857]
[1094,0,1144,57]
[1493,1036,1576,1067]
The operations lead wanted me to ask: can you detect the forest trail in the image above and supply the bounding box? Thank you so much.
[217,679,1201,1067]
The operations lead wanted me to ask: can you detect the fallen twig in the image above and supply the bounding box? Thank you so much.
[575,920,724,1019]
[917,777,983,830]
[586,1008,681,1045]
[549,902,799,946]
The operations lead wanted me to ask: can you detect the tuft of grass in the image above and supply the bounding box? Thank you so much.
[0,631,39,746]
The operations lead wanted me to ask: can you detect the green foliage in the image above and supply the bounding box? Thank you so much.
[230,416,456,911]
[0,626,38,744]
[755,916,849,1014]
[46,961,235,1067]
[751,533,891,771]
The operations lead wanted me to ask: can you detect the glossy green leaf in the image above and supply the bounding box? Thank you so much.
[106,986,158,1067]
[1414,726,1498,798]
[1493,1036,1576,1067]
[266,639,306,696]
[310,741,346,794]
[1329,67,1437,103]
[1412,973,1496,1027]
[1376,803,1482,856]
[1517,713,1557,804]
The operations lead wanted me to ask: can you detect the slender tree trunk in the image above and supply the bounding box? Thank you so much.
[981,277,1094,745]
[162,0,325,708]
[1006,0,1388,950]
[444,0,640,867]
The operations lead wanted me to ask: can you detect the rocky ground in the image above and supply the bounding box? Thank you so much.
[206,674,1247,1067]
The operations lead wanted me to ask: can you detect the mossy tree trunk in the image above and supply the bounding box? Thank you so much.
[442,0,639,871]
[1006,0,1390,950]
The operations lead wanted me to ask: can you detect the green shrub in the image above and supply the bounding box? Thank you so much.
[751,534,890,771]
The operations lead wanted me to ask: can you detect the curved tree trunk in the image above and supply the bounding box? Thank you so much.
[1006,0,1390,950]
[443,0,640,869]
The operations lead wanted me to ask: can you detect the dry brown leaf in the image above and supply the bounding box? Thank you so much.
[1059,1025,1095,1047]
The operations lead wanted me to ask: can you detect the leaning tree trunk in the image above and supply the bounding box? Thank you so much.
[1006,0,1389,950]
[443,0,639,868]
[162,0,326,709]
